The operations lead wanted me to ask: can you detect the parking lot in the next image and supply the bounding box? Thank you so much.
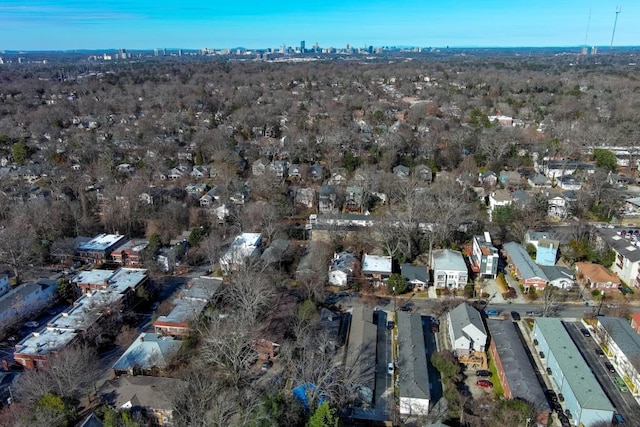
[564,321,640,422]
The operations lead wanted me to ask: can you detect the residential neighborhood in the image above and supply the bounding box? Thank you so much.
[1,48,640,427]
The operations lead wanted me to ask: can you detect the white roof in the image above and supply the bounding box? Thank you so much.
[362,254,392,274]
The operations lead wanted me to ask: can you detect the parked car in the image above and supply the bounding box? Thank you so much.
[595,348,605,357]
[399,305,412,312]
[605,362,616,373]
[261,360,273,371]
[486,309,499,316]
[24,321,39,328]
[558,393,564,402]
[580,328,591,337]
[476,370,492,377]
[613,413,626,424]
[387,321,395,330]
[510,311,521,321]
[539,351,545,359]
[387,363,394,375]
[476,380,493,388]
[526,310,542,316]
[546,390,558,402]
[546,367,552,375]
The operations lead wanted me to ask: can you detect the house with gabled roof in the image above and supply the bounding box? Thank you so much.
[575,262,620,290]
[252,158,269,176]
[414,164,432,183]
[308,163,324,182]
[400,264,429,290]
[503,242,548,291]
[447,302,488,358]
[393,165,410,179]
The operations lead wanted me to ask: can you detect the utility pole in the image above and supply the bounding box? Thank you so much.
[610,6,621,49]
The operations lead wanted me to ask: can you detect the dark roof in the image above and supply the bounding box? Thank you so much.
[598,229,640,263]
[486,319,550,413]
[397,312,430,400]
[400,264,429,283]
[598,317,640,372]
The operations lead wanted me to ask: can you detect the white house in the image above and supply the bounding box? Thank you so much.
[0,280,58,333]
[219,233,262,272]
[487,190,512,222]
[328,252,358,287]
[447,303,488,357]
[597,229,640,288]
[431,249,468,289]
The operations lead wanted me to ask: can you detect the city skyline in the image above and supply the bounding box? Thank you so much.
[0,1,638,51]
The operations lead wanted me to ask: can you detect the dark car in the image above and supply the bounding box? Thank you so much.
[581,328,591,337]
[595,348,605,357]
[546,390,558,402]
[605,362,616,373]
[387,321,395,330]
[558,393,564,402]
[261,360,273,371]
[400,305,412,312]
[476,370,492,377]
[511,311,521,321]
[552,401,562,413]
[546,367,552,375]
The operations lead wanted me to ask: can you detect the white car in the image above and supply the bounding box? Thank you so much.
[24,321,39,328]
[387,363,394,375]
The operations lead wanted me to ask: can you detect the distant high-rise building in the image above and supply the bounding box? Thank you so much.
[280,44,286,54]
[154,48,159,57]
[163,47,167,56]
[300,40,305,52]
[368,45,373,54]
[178,49,183,57]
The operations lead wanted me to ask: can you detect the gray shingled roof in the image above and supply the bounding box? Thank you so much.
[486,319,550,412]
[598,229,640,263]
[503,242,547,281]
[448,303,486,343]
[397,312,430,400]
[400,264,429,283]
[597,317,640,372]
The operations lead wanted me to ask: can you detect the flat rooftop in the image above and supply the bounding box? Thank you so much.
[362,254,392,274]
[155,298,208,325]
[49,290,123,331]
[112,239,149,253]
[72,268,147,293]
[15,327,78,356]
[77,233,128,252]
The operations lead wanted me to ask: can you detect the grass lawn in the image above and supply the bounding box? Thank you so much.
[487,355,504,397]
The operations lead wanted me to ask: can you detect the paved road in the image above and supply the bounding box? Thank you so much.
[564,321,640,421]
[374,310,392,413]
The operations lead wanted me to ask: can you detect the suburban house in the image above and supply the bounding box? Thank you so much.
[503,242,548,291]
[499,170,522,188]
[185,183,208,198]
[400,264,429,290]
[219,233,262,272]
[0,279,58,334]
[327,168,348,185]
[154,277,221,337]
[392,164,410,179]
[318,185,338,214]
[479,170,498,188]
[539,265,575,289]
[524,230,550,247]
[260,239,291,269]
[288,164,304,180]
[77,233,129,263]
[111,239,149,268]
[190,165,211,179]
[414,164,432,183]
[486,319,550,427]
[328,252,358,287]
[539,159,595,179]
[292,187,315,209]
[397,312,430,417]
[597,228,640,288]
[575,262,620,290]
[535,238,560,266]
[557,175,582,191]
[487,191,511,214]
[431,249,468,289]
[112,332,181,376]
[308,163,324,182]
[268,160,289,178]
[252,158,269,176]
[470,232,499,279]
[343,186,364,214]
[447,303,488,362]
[595,317,640,397]
[533,318,614,426]
[361,254,392,285]
[199,186,223,208]
[528,173,552,188]
[100,376,184,426]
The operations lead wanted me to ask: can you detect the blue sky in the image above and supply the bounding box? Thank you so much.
[0,0,637,50]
